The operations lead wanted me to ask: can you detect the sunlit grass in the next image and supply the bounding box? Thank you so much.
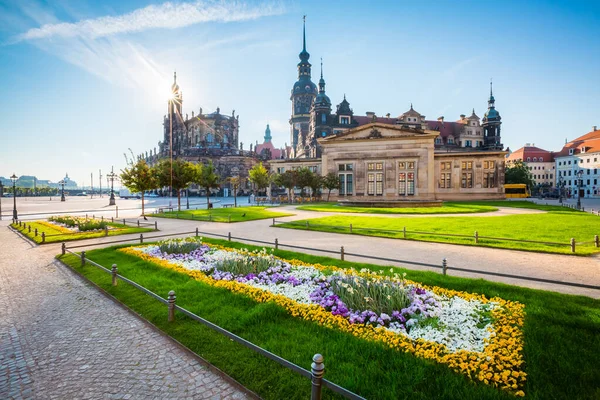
[154,206,293,223]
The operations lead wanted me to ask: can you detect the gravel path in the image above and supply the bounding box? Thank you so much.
[0,223,252,400]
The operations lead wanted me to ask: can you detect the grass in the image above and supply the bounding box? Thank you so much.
[11,221,153,244]
[154,206,294,223]
[277,205,600,255]
[297,202,499,214]
[57,237,600,400]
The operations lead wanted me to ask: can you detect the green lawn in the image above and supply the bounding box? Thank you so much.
[154,206,293,223]
[297,202,498,214]
[57,237,600,400]
[11,221,153,244]
[277,206,600,255]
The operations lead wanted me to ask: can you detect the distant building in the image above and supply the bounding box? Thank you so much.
[506,144,555,187]
[255,124,289,160]
[554,126,600,198]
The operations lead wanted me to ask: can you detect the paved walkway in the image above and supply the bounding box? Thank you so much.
[0,223,252,400]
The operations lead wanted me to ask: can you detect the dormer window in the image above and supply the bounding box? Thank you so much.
[569,149,574,155]
[581,147,586,153]
[435,137,442,145]
[448,137,454,144]
[340,116,350,125]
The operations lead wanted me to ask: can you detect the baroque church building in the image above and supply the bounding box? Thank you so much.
[273,18,507,201]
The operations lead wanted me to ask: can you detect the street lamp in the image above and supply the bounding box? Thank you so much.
[10,174,18,221]
[107,167,117,206]
[577,170,583,210]
[58,179,66,202]
[558,175,564,204]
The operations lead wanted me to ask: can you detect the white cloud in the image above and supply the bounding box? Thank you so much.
[16,0,285,41]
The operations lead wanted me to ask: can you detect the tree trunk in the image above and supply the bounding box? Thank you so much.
[141,193,145,216]
[177,190,181,211]
[206,188,210,211]
[234,186,237,207]
[327,189,331,202]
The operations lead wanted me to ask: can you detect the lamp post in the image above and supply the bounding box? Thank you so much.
[10,174,18,221]
[558,175,563,204]
[577,170,583,210]
[107,167,117,206]
[58,179,66,202]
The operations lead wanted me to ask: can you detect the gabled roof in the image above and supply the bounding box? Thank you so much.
[319,122,436,143]
[507,146,554,162]
[555,129,600,157]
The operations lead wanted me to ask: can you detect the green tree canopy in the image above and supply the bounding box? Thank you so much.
[120,159,159,216]
[296,167,315,197]
[156,158,196,211]
[195,161,221,209]
[248,162,270,194]
[322,172,339,201]
[272,170,297,201]
[505,160,535,188]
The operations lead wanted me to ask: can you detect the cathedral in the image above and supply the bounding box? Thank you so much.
[273,18,507,201]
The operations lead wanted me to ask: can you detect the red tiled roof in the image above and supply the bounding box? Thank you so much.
[555,129,600,157]
[507,146,555,162]
[255,141,283,159]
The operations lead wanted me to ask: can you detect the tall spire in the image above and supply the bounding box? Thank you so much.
[303,15,306,52]
[320,57,323,79]
[490,78,493,96]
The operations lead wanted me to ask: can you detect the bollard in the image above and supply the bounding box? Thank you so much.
[275,238,279,250]
[349,224,352,233]
[42,232,45,243]
[595,235,599,248]
[306,221,309,229]
[35,228,38,237]
[61,242,66,255]
[122,219,125,226]
[81,251,86,267]
[116,206,118,218]
[442,258,448,275]
[111,216,114,223]
[571,238,575,253]
[101,216,104,222]
[137,220,140,227]
[105,226,109,236]
[196,227,199,237]
[403,226,406,239]
[310,354,325,400]
[168,291,176,322]
[140,234,144,244]
[86,214,88,220]
[474,231,479,244]
[272,217,275,226]
[340,246,345,261]
[155,221,158,230]
[111,264,118,286]
[228,232,231,242]
[28,225,31,233]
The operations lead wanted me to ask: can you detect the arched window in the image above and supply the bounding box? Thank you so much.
[533,157,537,161]
[527,157,531,162]
[539,157,543,162]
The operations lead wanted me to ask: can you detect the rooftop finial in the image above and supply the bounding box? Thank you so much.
[303,15,306,52]
[174,70,177,84]
[490,78,493,96]
[320,57,323,79]
[410,102,413,110]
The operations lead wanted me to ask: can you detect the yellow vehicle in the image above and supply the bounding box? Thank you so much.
[504,183,530,198]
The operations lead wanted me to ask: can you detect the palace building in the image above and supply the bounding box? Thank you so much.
[272,18,507,202]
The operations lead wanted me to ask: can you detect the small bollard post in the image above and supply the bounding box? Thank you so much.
[571,238,575,253]
[81,251,86,267]
[442,258,448,275]
[111,216,114,223]
[228,214,231,223]
[474,231,479,244]
[42,232,45,243]
[86,213,88,220]
[349,223,352,233]
[272,217,275,226]
[105,226,109,236]
[310,354,325,400]
[403,226,406,239]
[196,227,199,237]
[155,221,158,230]
[168,291,176,322]
[140,234,144,244]
[306,221,309,229]
[122,218,125,226]
[275,238,279,250]
[111,264,118,286]
[595,235,599,248]
[61,242,66,255]
[28,225,31,233]
[228,232,231,241]
[137,220,140,227]
[101,216,104,222]
[340,246,345,261]
[35,228,38,237]
[116,206,118,218]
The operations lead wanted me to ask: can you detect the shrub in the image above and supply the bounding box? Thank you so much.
[158,238,204,254]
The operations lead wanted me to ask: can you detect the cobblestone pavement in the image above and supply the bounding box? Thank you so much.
[0,224,252,400]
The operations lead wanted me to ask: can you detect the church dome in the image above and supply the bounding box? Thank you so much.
[484,108,500,119]
[293,79,317,94]
[315,91,331,106]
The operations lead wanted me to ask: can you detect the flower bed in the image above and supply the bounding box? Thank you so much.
[47,216,111,232]
[121,238,526,396]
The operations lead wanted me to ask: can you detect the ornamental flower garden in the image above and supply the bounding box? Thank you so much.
[121,238,527,396]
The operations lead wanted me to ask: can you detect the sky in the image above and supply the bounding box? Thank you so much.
[1,0,599,187]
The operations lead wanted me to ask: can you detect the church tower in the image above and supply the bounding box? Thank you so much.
[482,80,502,150]
[309,59,332,157]
[290,16,317,158]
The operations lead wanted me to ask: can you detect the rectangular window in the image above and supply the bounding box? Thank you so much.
[398,172,406,195]
[367,162,384,196]
[340,116,350,125]
[461,173,473,188]
[441,161,451,171]
[398,161,416,195]
[338,163,353,196]
[483,172,496,188]
[439,173,451,188]
[461,161,473,169]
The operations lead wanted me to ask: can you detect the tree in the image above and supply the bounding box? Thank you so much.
[308,174,323,198]
[505,160,535,189]
[228,176,241,207]
[248,162,270,195]
[120,159,159,216]
[272,170,297,201]
[195,161,221,209]
[296,167,314,197]
[156,158,196,211]
[322,172,339,202]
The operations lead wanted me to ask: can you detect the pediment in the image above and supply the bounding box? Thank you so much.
[320,123,437,143]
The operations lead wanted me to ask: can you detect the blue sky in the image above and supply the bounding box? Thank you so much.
[1,0,599,186]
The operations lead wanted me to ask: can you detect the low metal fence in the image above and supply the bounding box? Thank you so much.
[62,246,365,400]
[12,217,158,244]
[271,219,599,254]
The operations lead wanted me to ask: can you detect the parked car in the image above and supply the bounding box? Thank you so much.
[119,188,141,199]
[146,193,159,198]
[76,193,87,197]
